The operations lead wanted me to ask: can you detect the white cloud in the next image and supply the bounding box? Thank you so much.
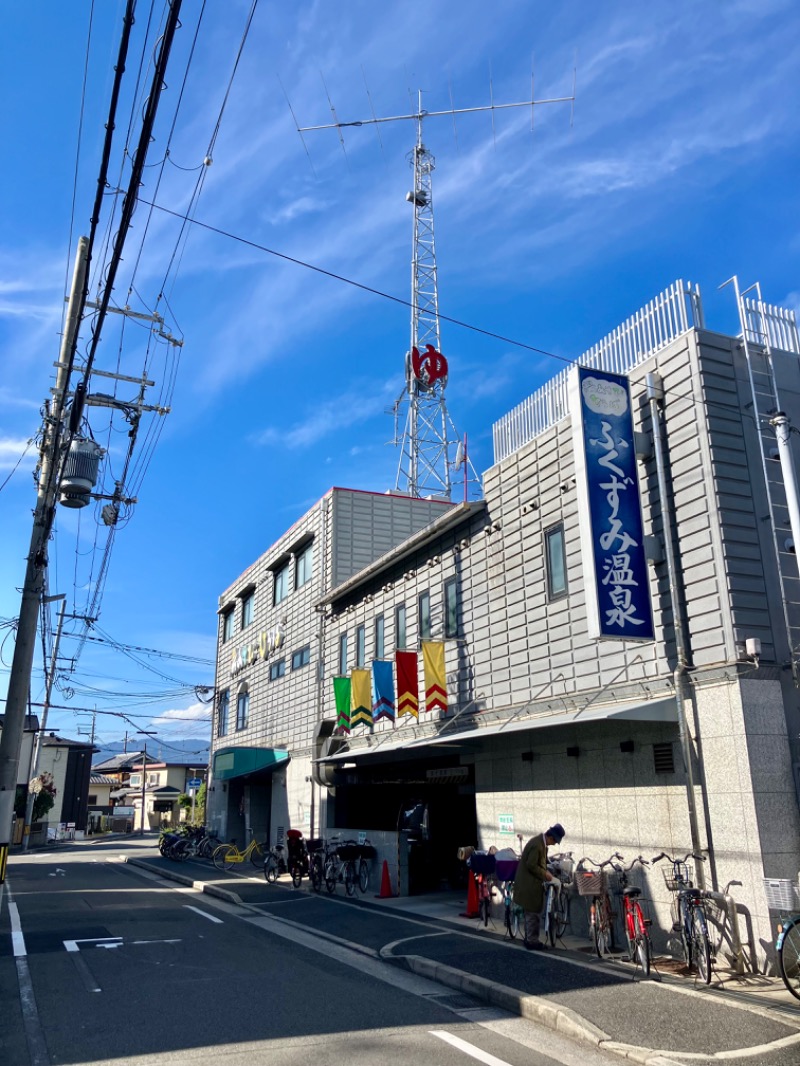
[152,702,211,726]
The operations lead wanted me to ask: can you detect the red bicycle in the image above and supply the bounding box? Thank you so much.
[612,855,653,977]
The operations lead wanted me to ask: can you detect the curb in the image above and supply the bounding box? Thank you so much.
[124,856,244,906]
[396,954,800,1066]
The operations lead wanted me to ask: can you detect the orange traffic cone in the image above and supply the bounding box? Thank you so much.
[460,872,480,918]
[375,859,396,899]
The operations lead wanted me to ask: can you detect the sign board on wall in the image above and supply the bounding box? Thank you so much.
[569,367,654,642]
[498,814,514,835]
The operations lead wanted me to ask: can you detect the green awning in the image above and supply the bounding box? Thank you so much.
[213,746,290,781]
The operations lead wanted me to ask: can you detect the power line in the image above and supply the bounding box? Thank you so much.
[57,631,214,664]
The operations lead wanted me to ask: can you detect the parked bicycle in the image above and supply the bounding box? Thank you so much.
[308,838,326,893]
[212,833,268,871]
[652,851,712,984]
[495,852,522,939]
[612,855,653,976]
[467,850,497,927]
[285,830,309,887]
[576,852,621,957]
[542,852,573,948]
[324,839,359,896]
[263,843,288,883]
[169,825,222,861]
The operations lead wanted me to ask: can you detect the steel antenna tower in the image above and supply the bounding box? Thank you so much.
[296,77,575,499]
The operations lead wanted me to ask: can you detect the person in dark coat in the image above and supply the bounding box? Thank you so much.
[512,823,565,949]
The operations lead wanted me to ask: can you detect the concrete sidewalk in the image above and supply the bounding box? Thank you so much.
[122,850,800,1065]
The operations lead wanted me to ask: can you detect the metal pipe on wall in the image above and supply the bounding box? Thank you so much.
[646,371,706,888]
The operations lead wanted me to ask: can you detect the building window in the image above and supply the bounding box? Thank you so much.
[418,591,431,641]
[269,658,286,681]
[291,646,311,671]
[221,610,234,644]
[338,633,348,675]
[236,686,249,730]
[147,772,160,786]
[129,774,141,787]
[88,794,98,805]
[241,590,254,629]
[444,578,458,638]
[374,615,385,660]
[273,561,290,605]
[295,542,313,589]
[217,689,230,737]
[395,604,406,651]
[545,524,568,600]
[356,624,366,668]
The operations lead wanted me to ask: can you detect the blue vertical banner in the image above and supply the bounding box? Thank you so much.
[570,367,654,641]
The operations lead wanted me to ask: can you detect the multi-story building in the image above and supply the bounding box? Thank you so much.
[208,489,455,847]
[209,281,800,969]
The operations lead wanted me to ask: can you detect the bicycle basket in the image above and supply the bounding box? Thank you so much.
[763,878,799,911]
[576,869,605,896]
[495,858,518,882]
[662,863,692,892]
[336,843,361,861]
[467,851,496,875]
[307,837,324,853]
[357,843,376,860]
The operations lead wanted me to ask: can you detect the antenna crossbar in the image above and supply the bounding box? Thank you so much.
[297,95,574,132]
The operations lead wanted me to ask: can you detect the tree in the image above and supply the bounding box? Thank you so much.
[28,772,57,822]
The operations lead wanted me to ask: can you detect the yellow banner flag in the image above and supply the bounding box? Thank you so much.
[350,669,373,729]
[422,642,447,714]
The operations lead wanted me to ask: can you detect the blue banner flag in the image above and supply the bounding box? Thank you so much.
[372,659,396,723]
[570,367,654,641]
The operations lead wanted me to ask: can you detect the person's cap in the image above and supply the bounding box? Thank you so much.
[546,823,565,843]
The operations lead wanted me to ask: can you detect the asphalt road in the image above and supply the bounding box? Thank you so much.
[2,846,625,1066]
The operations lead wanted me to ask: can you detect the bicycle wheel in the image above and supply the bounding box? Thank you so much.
[593,898,611,957]
[633,905,651,976]
[777,916,800,1001]
[511,902,523,939]
[546,894,557,948]
[479,892,490,927]
[310,856,323,893]
[358,859,369,894]
[504,897,518,939]
[692,908,712,984]
[251,841,266,868]
[169,840,187,862]
[324,860,337,894]
[554,890,570,939]
[264,854,278,884]
[213,844,236,872]
[344,861,358,897]
[291,862,303,889]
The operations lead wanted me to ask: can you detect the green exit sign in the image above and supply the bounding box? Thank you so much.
[499,814,514,835]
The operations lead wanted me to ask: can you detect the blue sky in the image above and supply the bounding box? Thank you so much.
[1,0,799,755]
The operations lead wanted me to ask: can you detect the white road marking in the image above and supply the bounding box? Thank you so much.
[64,937,123,952]
[9,901,27,958]
[430,1030,514,1066]
[132,938,183,945]
[183,904,224,923]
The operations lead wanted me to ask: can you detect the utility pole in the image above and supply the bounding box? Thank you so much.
[21,596,67,852]
[0,238,88,882]
[137,730,156,835]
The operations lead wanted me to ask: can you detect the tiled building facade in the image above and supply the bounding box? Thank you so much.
[208,282,800,970]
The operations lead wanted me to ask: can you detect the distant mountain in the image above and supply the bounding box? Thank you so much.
[92,738,209,767]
